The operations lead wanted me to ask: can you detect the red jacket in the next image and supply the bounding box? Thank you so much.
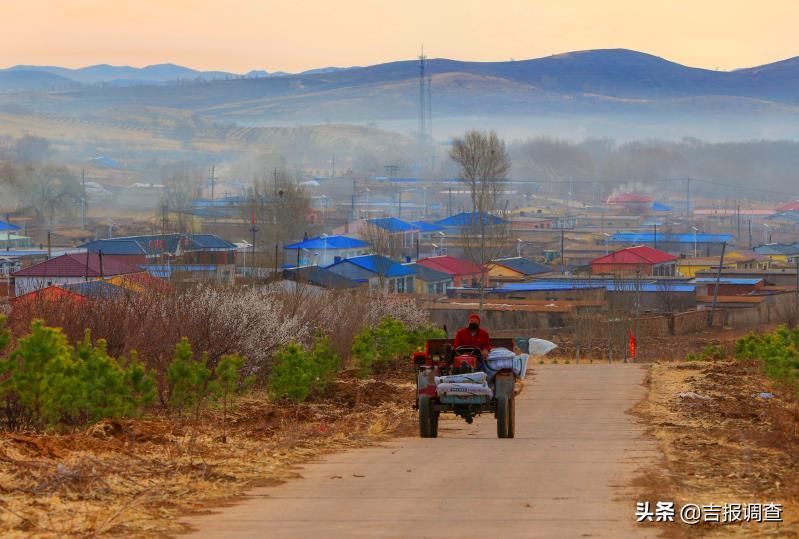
[453,327,491,352]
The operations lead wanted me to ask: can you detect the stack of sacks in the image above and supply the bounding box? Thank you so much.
[435,371,493,398]
[484,347,530,380]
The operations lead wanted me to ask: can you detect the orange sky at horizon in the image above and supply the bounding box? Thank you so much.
[2,0,797,72]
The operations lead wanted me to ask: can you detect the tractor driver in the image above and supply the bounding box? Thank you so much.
[453,313,491,360]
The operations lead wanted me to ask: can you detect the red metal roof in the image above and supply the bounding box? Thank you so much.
[606,193,653,204]
[591,245,678,265]
[775,200,799,212]
[12,253,143,278]
[416,255,481,276]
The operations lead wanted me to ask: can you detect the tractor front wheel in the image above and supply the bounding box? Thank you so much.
[419,396,438,438]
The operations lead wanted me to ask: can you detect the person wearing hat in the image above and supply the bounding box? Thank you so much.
[453,313,491,360]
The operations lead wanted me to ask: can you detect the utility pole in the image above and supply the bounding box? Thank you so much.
[685,177,691,219]
[398,189,402,219]
[748,219,752,249]
[351,178,356,220]
[210,165,216,202]
[448,186,453,216]
[707,241,727,328]
[560,226,565,274]
[653,223,657,250]
[736,202,741,245]
[273,167,278,199]
[249,208,258,278]
[80,168,86,230]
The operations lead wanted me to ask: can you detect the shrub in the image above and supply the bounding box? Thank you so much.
[269,343,315,402]
[0,320,156,429]
[351,317,441,377]
[351,328,379,377]
[167,338,214,419]
[215,353,253,441]
[734,326,799,394]
[269,336,341,403]
[685,343,726,362]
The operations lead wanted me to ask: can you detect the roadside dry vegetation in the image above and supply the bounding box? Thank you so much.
[637,342,799,536]
[0,287,434,536]
[0,369,416,536]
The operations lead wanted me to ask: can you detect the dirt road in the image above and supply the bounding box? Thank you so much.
[184,364,659,538]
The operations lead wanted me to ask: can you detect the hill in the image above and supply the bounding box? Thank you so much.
[3,49,799,137]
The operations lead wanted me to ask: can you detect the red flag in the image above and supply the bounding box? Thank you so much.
[251,209,256,224]
[628,328,636,360]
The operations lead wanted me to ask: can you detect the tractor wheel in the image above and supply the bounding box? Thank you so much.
[497,396,510,438]
[419,396,436,438]
[507,397,516,439]
[430,409,439,438]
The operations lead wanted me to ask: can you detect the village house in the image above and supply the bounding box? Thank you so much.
[416,255,483,287]
[486,257,554,284]
[404,262,453,295]
[283,235,370,267]
[325,254,415,293]
[590,246,678,277]
[11,253,145,296]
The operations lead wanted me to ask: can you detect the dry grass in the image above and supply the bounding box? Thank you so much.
[635,359,799,537]
[0,374,415,537]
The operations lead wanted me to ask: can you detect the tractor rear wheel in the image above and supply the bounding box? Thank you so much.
[508,397,516,438]
[419,396,438,438]
[497,395,510,438]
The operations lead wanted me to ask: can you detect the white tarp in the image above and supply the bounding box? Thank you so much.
[528,338,558,357]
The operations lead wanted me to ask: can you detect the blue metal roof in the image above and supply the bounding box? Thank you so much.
[63,280,128,298]
[754,243,799,255]
[651,202,673,212]
[81,234,235,255]
[0,250,47,257]
[606,283,696,292]
[187,234,236,250]
[282,266,362,289]
[284,235,369,250]
[434,212,507,228]
[139,264,218,279]
[367,217,418,233]
[0,221,20,232]
[404,262,452,283]
[82,239,147,256]
[611,232,733,244]
[493,279,695,293]
[692,278,763,285]
[411,221,444,233]
[326,255,415,277]
[496,280,607,292]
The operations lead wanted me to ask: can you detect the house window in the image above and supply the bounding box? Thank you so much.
[397,278,405,293]
[389,279,396,293]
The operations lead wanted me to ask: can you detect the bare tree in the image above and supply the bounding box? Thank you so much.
[450,130,511,313]
[20,164,80,224]
[248,170,311,271]
[162,170,200,233]
[358,221,404,289]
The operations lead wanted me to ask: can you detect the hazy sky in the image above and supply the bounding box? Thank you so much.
[3,0,797,72]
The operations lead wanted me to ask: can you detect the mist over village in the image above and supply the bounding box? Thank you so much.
[0,1,797,537]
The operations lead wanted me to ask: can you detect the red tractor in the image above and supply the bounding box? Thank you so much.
[413,337,518,439]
